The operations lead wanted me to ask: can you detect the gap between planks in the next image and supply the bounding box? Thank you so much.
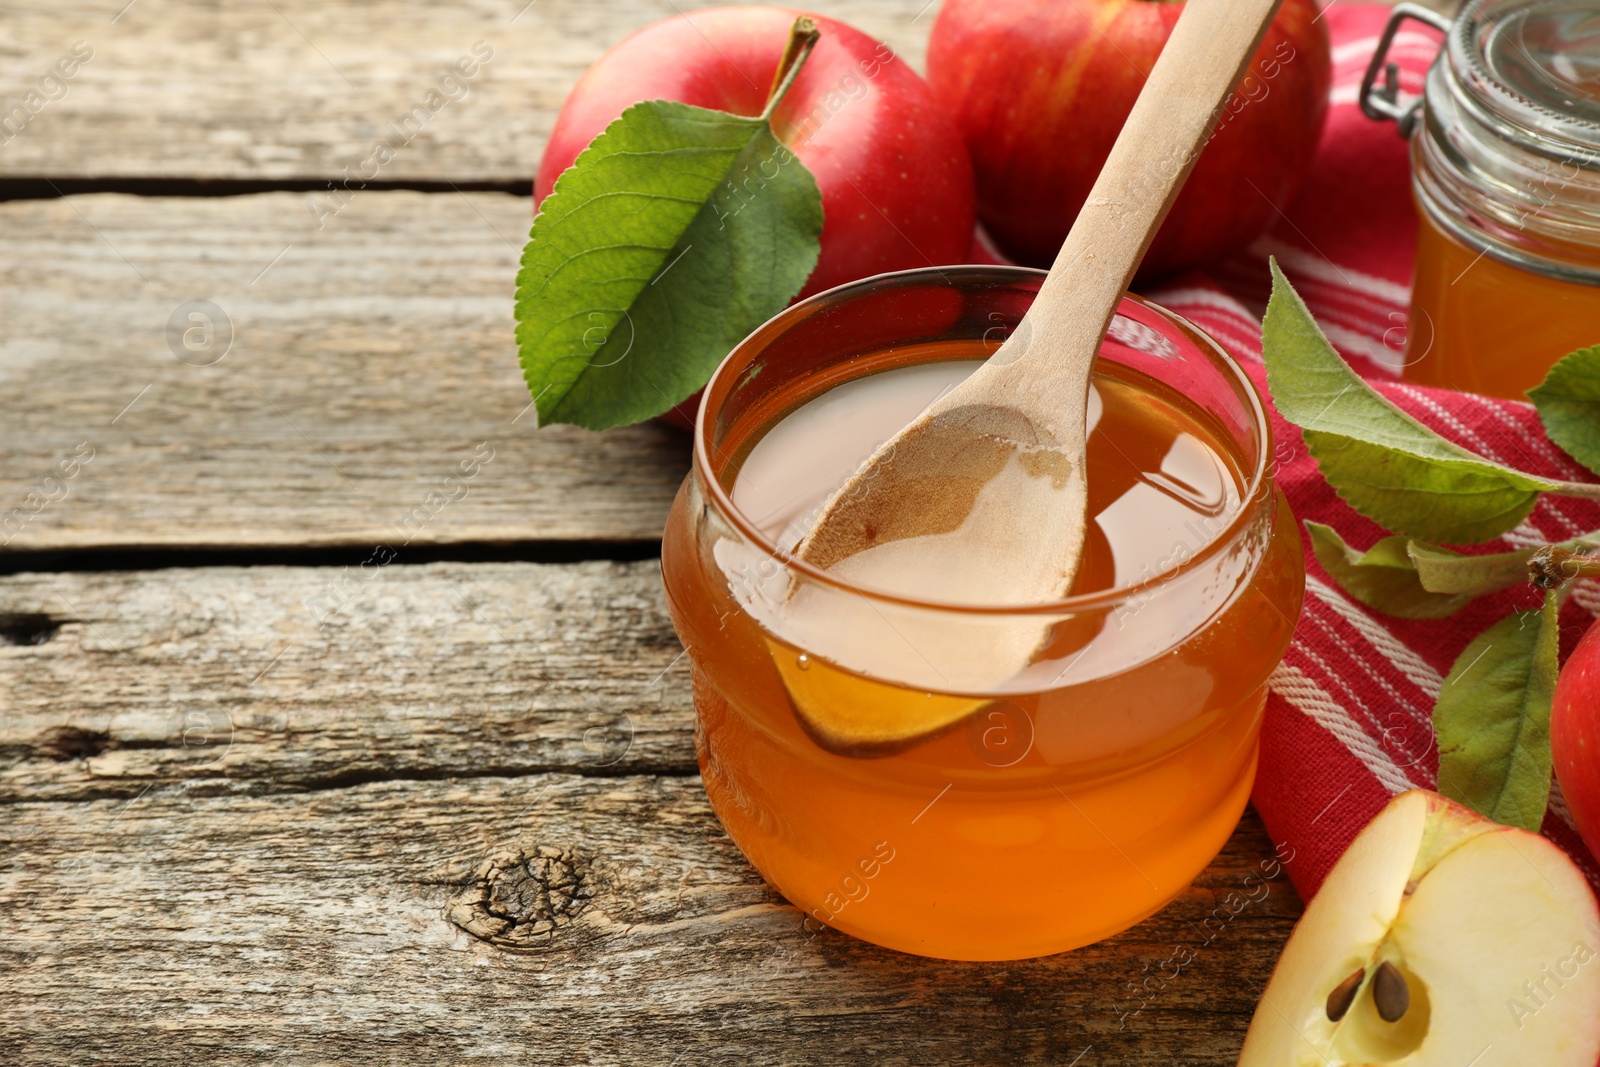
[0,537,663,577]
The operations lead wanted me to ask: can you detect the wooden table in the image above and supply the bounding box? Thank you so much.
[0,2,1360,1062]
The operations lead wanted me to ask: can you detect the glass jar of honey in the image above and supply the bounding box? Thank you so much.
[660,266,1305,960]
[1364,0,1600,398]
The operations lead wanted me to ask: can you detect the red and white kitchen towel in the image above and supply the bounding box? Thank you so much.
[1133,4,1600,901]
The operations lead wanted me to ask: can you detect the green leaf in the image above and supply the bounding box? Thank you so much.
[1308,521,1600,614]
[516,99,822,430]
[1262,260,1561,543]
[1435,589,1561,831]
[1408,533,1600,595]
[1405,540,1534,596]
[1306,521,1476,619]
[1529,345,1600,477]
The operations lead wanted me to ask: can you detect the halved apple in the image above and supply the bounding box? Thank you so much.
[1240,789,1600,1066]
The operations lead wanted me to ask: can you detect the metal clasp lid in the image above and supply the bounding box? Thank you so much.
[1360,2,1453,137]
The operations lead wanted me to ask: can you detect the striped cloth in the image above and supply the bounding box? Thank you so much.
[1131,4,1600,900]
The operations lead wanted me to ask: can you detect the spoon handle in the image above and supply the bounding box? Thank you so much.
[1017,0,1285,392]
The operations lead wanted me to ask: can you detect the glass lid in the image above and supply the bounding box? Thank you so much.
[1452,0,1600,151]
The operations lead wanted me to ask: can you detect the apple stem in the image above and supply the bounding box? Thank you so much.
[762,17,821,120]
[1529,545,1600,589]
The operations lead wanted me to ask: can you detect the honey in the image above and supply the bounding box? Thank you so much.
[659,269,1304,960]
[1404,208,1600,397]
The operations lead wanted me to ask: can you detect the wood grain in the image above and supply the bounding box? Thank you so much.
[0,557,1304,1065]
[0,191,688,555]
[0,561,695,802]
[0,772,1301,1066]
[0,0,1456,187]
[0,0,941,185]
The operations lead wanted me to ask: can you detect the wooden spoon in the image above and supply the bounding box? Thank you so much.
[795,0,1285,608]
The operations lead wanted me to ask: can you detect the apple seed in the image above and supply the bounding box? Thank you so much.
[1373,960,1410,1023]
[1324,967,1365,1022]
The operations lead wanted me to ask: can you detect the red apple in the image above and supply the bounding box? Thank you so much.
[1554,619,1600,859]
[926,0,1330,279]
[536,6,975,303]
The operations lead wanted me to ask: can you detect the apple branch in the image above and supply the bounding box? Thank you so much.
[1530,544,1600,589]
[1553,479,1600,505]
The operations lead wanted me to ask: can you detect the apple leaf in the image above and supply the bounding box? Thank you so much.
[1263,261,1562,544]
[1528,345,1600,477]
[1409,533,1600,594]
[1306,521,1476,619]
[1308,521,1600,616]
[1435,589,1561,832]
[1404,540,1537,596]
[516,99,822,430]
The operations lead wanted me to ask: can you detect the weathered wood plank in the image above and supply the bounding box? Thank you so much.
[0,191,688,554]
[0,561,694,801]
[0,0,940,185]
[0,773,1301,1065]
[0,0,1456,187]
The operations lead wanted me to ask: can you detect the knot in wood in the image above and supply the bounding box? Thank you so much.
[447,845,594,949]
